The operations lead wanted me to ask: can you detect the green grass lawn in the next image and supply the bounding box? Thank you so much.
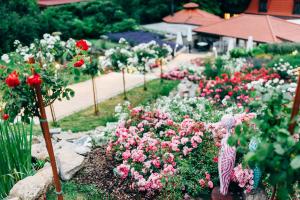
[46,182,110,200]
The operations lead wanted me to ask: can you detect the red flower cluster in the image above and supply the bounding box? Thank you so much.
[27,73,42,86]
[199,68,280,105]
[5,71,20,88]
[74,59,85,68]
[76,40,89,51]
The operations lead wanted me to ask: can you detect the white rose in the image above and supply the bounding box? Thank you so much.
[1,54,10,63]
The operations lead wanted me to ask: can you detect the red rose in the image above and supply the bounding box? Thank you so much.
[27,73,42,86]
[2,114,9,121]
[5,71,20,88]
[76,40,89,51]
[228,91,233,96]
[213,157,218,163]
[74,59,84,68]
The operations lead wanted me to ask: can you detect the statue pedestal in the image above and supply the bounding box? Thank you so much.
[211,187,233,200]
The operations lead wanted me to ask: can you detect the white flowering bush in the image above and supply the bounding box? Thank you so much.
[102,38,134,72]
[271,58,297,80]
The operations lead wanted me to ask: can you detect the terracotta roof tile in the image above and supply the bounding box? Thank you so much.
[194,14,300,43]
[245,0,300,18]
[38,0,84,6]
[163,4,223,26]
[183,2,199,9]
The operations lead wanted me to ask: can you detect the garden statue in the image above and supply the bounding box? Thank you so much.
[218,115,236,195]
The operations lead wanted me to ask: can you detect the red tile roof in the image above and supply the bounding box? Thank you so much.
[183,2,199,9]
[163,3,223,26]
[245,0,300,18]
[194,14,300,43]
[38,0,84,7]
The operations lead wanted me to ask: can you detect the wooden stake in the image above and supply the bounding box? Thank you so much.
[122,69,127,100]
[91,76,99,115]
[159,59,164,83]
[143,65,147,91]
[289,72,300,135]
[49,103,57,126]
[34,84,63,200]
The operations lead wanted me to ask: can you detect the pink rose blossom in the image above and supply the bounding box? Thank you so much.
[199,179,206,187]
[208,181,214,188]
[116,164,130,179]
[122,150,131,160]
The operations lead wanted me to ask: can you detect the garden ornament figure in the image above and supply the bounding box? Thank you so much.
[218,115,236,195]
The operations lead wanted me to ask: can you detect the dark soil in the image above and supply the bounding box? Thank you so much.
[73,147,159,200]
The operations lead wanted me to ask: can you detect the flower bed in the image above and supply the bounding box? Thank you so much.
[105,54,300,199]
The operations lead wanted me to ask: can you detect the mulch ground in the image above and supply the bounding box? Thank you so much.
[73,147,159,200]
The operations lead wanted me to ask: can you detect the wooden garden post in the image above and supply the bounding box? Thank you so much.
[159,59,164,83]
[49,103,57,126]
[91,76,99,115]
[122,68,127,100]
[34,84,63,200]
[143,65,147,91]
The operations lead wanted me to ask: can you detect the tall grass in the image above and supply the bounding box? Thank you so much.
[0,121,33,198]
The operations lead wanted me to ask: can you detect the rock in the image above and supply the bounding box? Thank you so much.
[7,197,20,200]
[31,142,49,160]
[50,128,62,135]
[73,136,92,155]
[52,132,86,141]
[55,140,74,150]
[56,148,84,181]
[94,126,106,134]
[189,84,198,98]
[91,132,109,147]
[9,163,53,200]
[55,137,92,155]
[243,188,267,200]
[31,136,44,144]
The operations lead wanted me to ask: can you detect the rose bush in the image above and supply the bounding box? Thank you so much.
[108,50,300,199]
[0,34,90,122]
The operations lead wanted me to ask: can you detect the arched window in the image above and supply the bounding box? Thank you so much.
[259,0,268,12]
[294,0,300,14]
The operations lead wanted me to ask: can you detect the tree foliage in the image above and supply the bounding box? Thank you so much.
[0,0,251,53]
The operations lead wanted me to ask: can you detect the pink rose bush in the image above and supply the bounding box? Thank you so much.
[108,107,207,192]
[232,164,254,193]
[107,54,300,198]
[162,67,202,83]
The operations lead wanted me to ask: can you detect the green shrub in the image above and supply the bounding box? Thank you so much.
[40,0,137,40]
[256,43,300,55]
[0,0,40,54]
[0,121,33,198]
[203,57,230,79]
[267,54,300,68]
[230,48,252,58]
